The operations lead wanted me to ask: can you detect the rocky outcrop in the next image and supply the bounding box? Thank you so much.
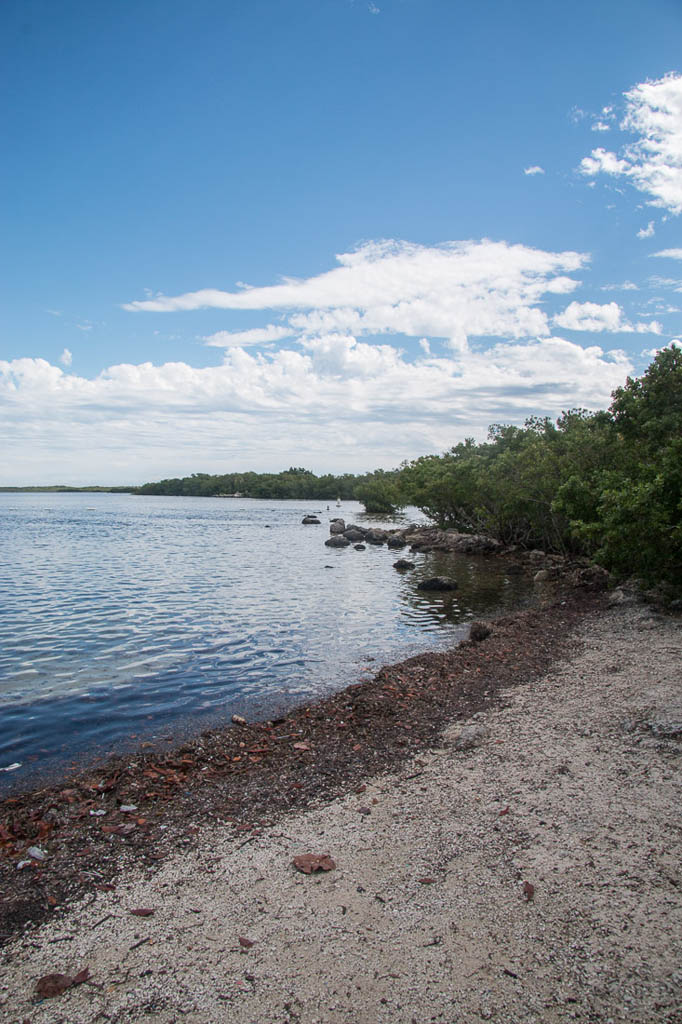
[365,529,389,546]
[302,515,321,524]
[394,527,502,555]
[329,519,346,535]
[393,559,415,570]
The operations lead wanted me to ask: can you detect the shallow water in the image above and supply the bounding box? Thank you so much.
[0,494,534,788]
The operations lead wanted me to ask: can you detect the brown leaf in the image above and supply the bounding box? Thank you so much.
[130,907,154,917]
[238,936,254,949]
[292,853,336,874]
[522,881,535,901]
[499,805,510,816]
[35,967,89,999]
[417,877,436,884]
[36,973,73,998]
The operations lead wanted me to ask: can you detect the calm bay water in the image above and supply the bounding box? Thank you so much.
[0,493,534,789]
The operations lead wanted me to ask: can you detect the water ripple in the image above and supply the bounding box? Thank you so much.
[0,494,534,786]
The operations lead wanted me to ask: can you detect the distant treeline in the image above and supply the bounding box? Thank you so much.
[139,348,681,590]
[134,467,399,506]
[0,485,134,493]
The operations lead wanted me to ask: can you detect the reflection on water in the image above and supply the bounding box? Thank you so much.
[0,494,534,788]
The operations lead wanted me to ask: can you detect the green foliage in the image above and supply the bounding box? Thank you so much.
[354,470,404,514]
[399,348,682,590]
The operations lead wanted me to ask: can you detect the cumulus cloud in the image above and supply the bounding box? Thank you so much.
[524,165,545,175]
[59,348,72,367]
[0,337,632,484]
[124,239,585,353]
[579,73,682,215]
[203,325,293,348]
[653,248,682,259]
[554,301,662,334]
[637,220,655,238]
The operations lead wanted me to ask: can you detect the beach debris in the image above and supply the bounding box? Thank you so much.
[238,936,254,949]
[27,846,48,861]
[119,804,138,813]
[417,877,436,884]
[130,907,154,917]
[292,853,336,874]
[357,806,371,815]
[35,967,90,999]
[231,714,247,726]
[0,761,21,772]
[522,881,535,901]
[292,741,311,752]
[469,621,492,642]
[89,809,107,816]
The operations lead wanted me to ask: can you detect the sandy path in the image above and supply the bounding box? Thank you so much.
[1,598,680,1023]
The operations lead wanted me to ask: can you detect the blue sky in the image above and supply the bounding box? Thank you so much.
[1,0,681,484]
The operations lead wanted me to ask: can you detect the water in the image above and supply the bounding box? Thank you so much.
[0,493,534,789]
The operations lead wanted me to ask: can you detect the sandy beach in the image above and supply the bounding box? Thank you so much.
[1,593,680,1023]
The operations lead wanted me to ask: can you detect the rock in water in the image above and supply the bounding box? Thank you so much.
[417,576,458,591]
[325,535,351,547]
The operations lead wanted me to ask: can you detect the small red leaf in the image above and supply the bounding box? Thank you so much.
[417,877,436,885]
[292,853,336,874]
[238,936,254,949]
[130,907,155,917]
[522,881,535,901]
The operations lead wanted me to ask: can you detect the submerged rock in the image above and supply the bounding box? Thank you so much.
[393,559,415,570]
[329,519,346,534]
[302,515,321,525]
[417,576,458,591]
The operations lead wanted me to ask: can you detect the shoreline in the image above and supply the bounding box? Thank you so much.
[1,591,680,1022]
[0,589,599,947]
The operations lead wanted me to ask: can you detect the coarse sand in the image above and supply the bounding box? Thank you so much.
[1,597,680,1023]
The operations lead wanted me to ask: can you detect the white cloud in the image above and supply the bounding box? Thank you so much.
[524,165,545,176]
[579,73,682,215]
[554,300,662,334]
[637,220,656,238]
[601,281,638,291]
[0,337,632,484]
[203,325,293,348]
[59,348,72,367]
[591,121,611,133]
[124,239,586,353]
[652,248,682,259]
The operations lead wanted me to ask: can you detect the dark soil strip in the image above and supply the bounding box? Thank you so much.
[0,589,603,947]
